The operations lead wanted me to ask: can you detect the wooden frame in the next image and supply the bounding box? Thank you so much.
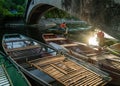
[28,55,106,86]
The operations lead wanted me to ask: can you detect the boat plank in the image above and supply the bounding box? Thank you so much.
[45,38,66,41]
[29,56,65,66]
[61,43,78,47]
[6,45,41,52]
[4,39,30,43]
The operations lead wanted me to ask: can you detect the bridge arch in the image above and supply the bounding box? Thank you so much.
[25,0,63,24]
[27,4,55,24]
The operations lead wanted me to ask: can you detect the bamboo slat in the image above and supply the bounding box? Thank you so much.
[29,56,107,86]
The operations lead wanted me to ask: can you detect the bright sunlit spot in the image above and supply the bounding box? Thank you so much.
[88,35,99,46]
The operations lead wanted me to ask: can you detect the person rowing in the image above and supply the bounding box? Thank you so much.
[60,22,68,37]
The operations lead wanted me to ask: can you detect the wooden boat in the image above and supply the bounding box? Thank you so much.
[2,33,111,86]
[42,33,99,60]
[43,33,120,85]
[0,51,31,86]
[106,43,120,56]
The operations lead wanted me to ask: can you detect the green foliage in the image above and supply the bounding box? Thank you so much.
[0,0,25,17]
[12,0,25,5]
[44,8,71,18]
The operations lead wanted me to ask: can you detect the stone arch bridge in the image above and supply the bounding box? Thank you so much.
[25,0,120,40]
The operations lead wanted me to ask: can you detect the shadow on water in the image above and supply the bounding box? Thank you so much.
[26,26,45,43]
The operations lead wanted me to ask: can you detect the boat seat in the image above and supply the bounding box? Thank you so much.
[13,53,41,60]
[61,43,78,47]
[13,51,54,63]
[45,38,66,41]
[86,53,98,57]
[4,39,30,43]
[6,45,40,52]
[43,33,54,36]
[28,55,65,66]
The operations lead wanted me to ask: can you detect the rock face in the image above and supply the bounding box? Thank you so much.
[61,0,120,40]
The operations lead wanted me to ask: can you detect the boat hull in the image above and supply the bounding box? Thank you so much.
[0,51,31,86]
